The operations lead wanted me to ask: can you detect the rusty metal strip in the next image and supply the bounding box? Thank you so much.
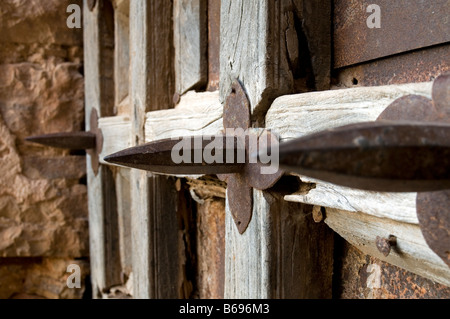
[334,0,450,68]
[335,44,450,87]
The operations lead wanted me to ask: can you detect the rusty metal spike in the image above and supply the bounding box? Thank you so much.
[276,121,450,192]
[26,132,96,150]
[104,136,245,175]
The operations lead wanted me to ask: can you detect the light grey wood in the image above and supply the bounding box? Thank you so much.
[174,0,207,95]
[129,0,151,299]
[325,208,450,287]
[285,176,418,225]
[225,190,334,298]
[84,0,122,298]
[114,1,130,109]
[221,0,334,298]
[130,0,182,299]
[266,82,433,141]
[115,168,132,276]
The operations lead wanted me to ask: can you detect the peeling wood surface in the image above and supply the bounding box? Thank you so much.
[325,208,450,288]
[195,199,226,298]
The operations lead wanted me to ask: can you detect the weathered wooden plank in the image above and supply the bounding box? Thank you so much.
[334,0,450,68]
[148,175,186,298]
[224,191,271,298]
[83,0,122,297]
[266,81,450,284]
[325,208,450,287]
[220,0,331,120]
[98,115,131,165]
[114,1,130,110]
[174,0,208,95]
[115,168,132,276]
[220,0,291,119]
[145,91,222,142]
[285,176,418,224]
[130,0,182,299]
[266,82,433,141]
[225,189,334,298]
[207,0,221,91]
[221,0,334,298]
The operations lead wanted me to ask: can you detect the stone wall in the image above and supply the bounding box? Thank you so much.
[0,0,88,298]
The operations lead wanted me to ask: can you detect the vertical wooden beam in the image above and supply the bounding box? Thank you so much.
[220,0,331,121]
[174,0,208,96]
[221,0,334,298]
[115,168,132,276]
[220,0,293,121]
[207,0,221,91]
[130,0,182,299]
[84,0,122,297]
[114,1,130,109]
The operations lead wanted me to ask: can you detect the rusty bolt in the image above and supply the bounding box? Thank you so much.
[87,0,97,11]
[376,235,397,257]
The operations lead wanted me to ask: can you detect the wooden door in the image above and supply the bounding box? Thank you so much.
[84,0,450,299]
